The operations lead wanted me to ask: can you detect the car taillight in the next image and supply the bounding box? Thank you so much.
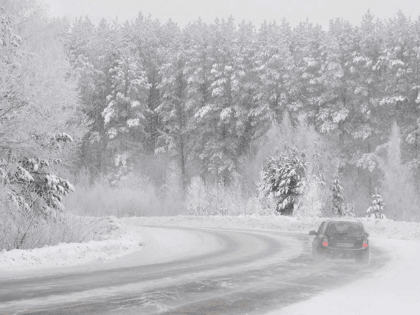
[322,236,328,247]
[363,240,368,247]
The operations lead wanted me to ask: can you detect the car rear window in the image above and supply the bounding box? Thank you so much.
[327,222,363,235]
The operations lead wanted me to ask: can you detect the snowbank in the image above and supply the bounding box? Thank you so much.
[0,217,142,273]
[1,215,419,276]
[0,217,219,277]
[122,215,420,240]
[0,235,141,271]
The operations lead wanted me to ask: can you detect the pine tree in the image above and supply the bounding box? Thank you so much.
[253,21,293,126]
[316,19,356,137]
[102,46,150,175]
[156,25,189,187]
[350,12,388,174]
[65,17,114,178]
[289,21,325,120]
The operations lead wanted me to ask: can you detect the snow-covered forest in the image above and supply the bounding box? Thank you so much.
[2,0,420,249]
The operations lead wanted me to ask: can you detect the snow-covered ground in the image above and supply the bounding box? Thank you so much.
[119,215,420,240]
[0,216,136,274]
[1,215,419,274]
[272,237,420,315]
[1,214,419,313]
[0,216,219,278]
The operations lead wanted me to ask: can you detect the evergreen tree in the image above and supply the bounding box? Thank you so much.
[259,148,307,215]
[289,21,325,120]
[156,25,189,187]
[366,188,386,219]
[102,46,150,174]
[253,21,293,126]
[331,174,344,216]
[65,17,115,178]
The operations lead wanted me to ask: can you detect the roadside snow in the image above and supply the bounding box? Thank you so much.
[120,215,420,240]
[0,232,141,271]
[0,218,219,278]
[270,238,420,315]
[0,218,141,273]
[0,215,419,277]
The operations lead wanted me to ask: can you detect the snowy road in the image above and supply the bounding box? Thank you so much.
[0,225,391,314]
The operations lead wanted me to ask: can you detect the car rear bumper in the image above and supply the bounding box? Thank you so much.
[318,246,369,259]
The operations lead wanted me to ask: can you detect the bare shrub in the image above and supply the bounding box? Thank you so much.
[295,175,327,217]
[64,171,163,217]
[0,191,99,251]
[161,162,186,215]
[186,175,264,215]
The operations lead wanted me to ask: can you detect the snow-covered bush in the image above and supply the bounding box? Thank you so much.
[259,148,308,215]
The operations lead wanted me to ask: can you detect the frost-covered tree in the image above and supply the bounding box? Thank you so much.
[330,174,344,216]
[379,122,419,220]
[122,14,165,154]
[253,20,293,127]
[190,18,242,182]
[6,136,76,216]
[156,27,189,186]
[65,18,115,177]
[316,19,356,137]
[102,46,150,172]
[348,12,388,187]
[289,21,325,119]
[1,1,84,217]
[259,148,307,215]
[366,188,386,219]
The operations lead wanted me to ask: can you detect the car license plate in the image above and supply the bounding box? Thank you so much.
[337,243,353,248]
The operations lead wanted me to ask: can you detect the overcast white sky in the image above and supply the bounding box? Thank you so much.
[42,0,420,29]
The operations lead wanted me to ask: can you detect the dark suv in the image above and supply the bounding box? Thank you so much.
[309,219,369,263]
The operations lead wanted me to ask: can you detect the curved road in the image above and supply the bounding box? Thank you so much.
[0,227,388,314]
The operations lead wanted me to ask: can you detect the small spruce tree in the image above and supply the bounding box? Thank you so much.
[366,188,386,219]
[343,203,356,217]
[331,174,344,216]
